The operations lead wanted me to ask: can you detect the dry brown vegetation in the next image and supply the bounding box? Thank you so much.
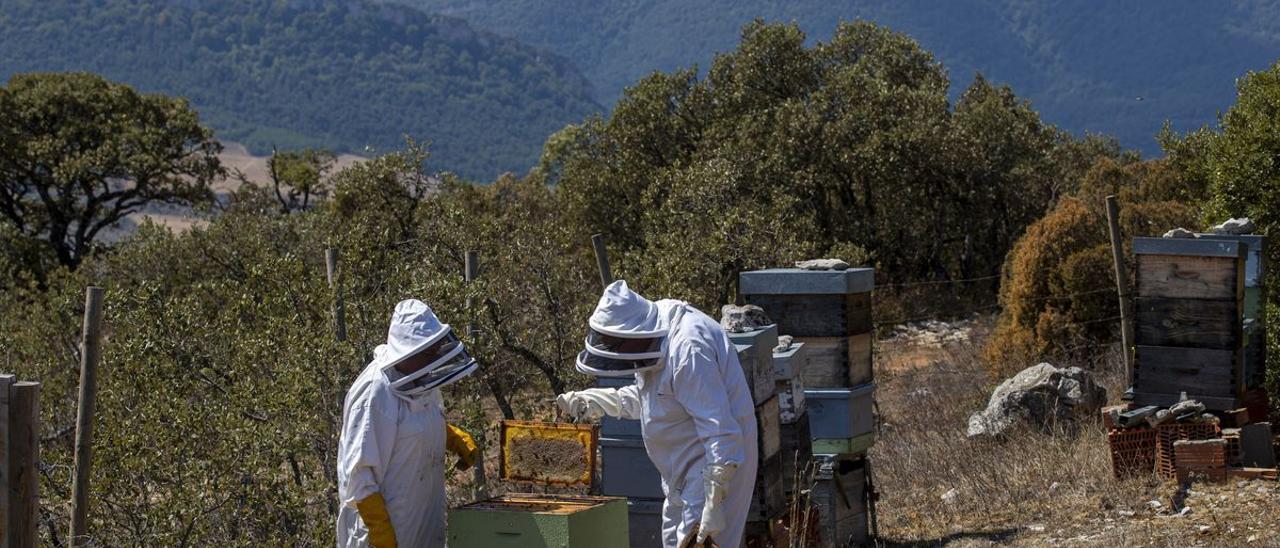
[871,320,1280,546]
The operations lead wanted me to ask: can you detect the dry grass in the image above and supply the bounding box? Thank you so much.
[870,320,1280,546]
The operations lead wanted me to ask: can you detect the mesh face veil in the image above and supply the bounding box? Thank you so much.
[382,328,479,394]
[575,326,666,376]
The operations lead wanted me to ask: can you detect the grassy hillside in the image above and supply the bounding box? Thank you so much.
[396,0,1280,155]
[0,0,602,179]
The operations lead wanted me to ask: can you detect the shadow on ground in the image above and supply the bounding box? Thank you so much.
[875,527,1023,547]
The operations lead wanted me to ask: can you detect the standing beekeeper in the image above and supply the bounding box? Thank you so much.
[337,299,481,548]
[556,280,758,547]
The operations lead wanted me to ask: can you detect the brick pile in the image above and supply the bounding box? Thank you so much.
[1155,422,1221,479]
[1174,439,1227,481]
[1108,428,1157,478]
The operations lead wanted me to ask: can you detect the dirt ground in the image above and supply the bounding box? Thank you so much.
[870,319,1280,547]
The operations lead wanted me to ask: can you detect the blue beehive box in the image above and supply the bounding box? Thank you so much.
[805,385,876,440]
[599,436,663,499]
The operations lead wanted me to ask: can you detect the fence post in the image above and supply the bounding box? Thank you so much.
[7,382,38,548]
[0,374,13,547]
[1105,195,1135,387]
[463,251,488,499]
[326,248,347,342]
[591,234,612,288]
[69,288,105,546]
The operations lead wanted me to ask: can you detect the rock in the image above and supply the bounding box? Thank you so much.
[1210,217,1255,235]
[1163,227,1198,238]
[794,258,850,271]
[967,363,1108,437]
[774,334,794,352]
[941,488,958,503]
[1169,398,1205,417]
[1198,525,1211,534]
[1146,500,1163,510]
[1147,409,1173,428]
[718,304,772,333]
[1117,509,1136,517]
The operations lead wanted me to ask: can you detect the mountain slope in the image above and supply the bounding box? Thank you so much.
[0,0,602,179]
[395,0,1280,155]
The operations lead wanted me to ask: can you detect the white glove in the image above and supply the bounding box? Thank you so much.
[555,388,624,421]
[697,462,738,543]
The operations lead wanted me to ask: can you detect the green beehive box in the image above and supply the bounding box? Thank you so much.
[448,494,629,548]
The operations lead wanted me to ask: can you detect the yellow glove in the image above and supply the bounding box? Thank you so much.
[355,493,397,548]
[445,423,479,471]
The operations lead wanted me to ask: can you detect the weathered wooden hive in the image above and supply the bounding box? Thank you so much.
[1131,237,1252,410]
[739,267,876,547]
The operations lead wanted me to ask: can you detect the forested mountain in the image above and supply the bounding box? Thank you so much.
[396,0,1280,155]
[0,0,602,178]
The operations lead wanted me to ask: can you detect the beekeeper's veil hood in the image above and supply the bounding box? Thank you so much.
[379,299,478,397]
[576,280,679,376]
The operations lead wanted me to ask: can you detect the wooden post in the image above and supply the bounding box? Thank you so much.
[0,373,13,547]
[463,251,488,499]
[591,233,612,288]
[1105,195,1135,386]
[7,382,38,548]
[326,248,347,342]
[69,288,105,546]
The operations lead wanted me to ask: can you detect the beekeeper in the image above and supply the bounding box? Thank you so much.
[337,299,481,548]
[556,280,758,547]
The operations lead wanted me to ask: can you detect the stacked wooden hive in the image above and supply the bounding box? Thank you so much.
[1193,233,1269,394]
[1131,237,1255,410]
[727,326,787,534]
[772,341,813,501]
[740,267,876,547]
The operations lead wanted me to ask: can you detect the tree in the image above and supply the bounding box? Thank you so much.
[539,21,1079,314]
[264,147,337,214]
[0,72,223,275]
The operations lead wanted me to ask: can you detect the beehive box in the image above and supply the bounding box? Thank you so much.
[772,341,808,380]
[448,494,628,548]
[1132,237,1247,410]
[811,433,876,457]
[739,268,875,337]
[780,412,814,497]
[749,451,786,521]
[756,395,783,462]
[740,268,876,389]
[599,436,662,499]
[731,325,780,404]
[797,333,873,388]
[625,498,664,548]
[811,455,869,547]
[806,385,876,440]
[777,373,807,425]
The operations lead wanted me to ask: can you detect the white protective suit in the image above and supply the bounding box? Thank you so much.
[579,283,759,547]
[336,346,448,548]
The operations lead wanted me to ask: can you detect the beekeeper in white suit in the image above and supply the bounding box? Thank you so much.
[337,299,481,548]
[557,280,758,547]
